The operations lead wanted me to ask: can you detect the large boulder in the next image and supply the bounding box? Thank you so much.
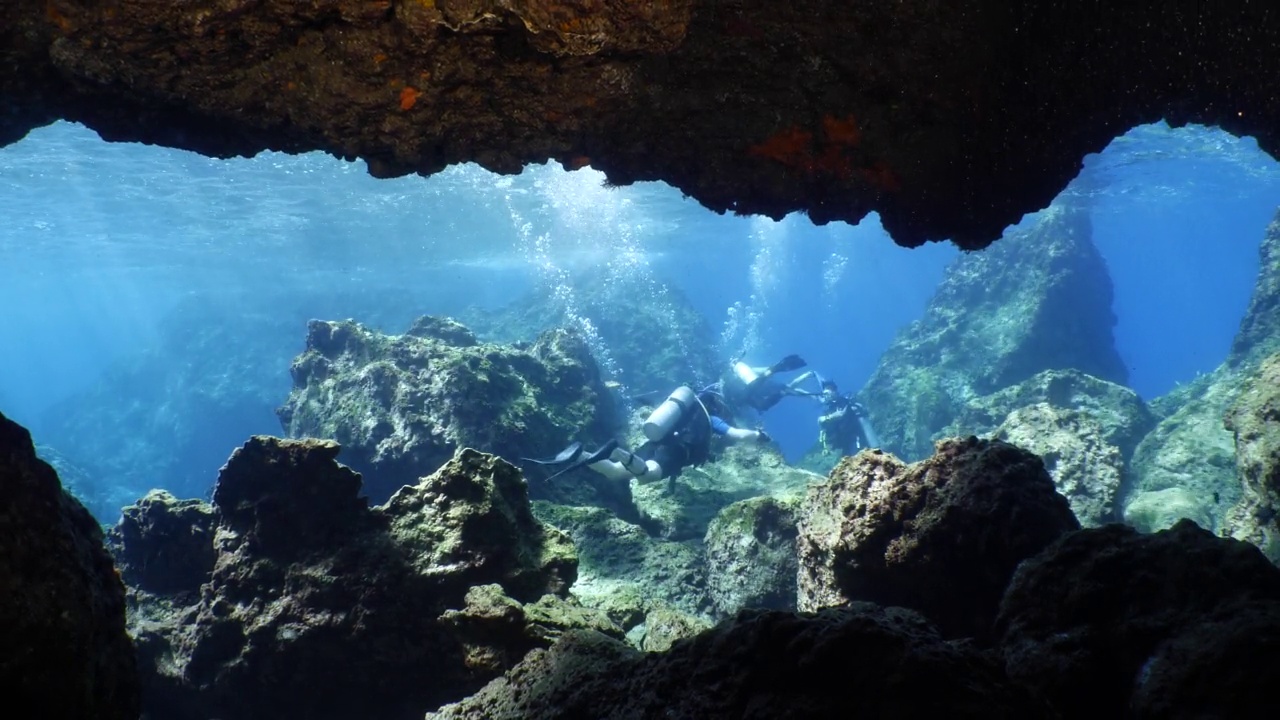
[992,403,1124,527]
[0,411,140,720]
[796,437,1080,641]
[859,204,1127,461]
[1222,352,1280,561]
[996,520,1280,718]
[427,605,1047,720]
[277,316,617,504]
[119,437,579,720]
[703,494,801,618]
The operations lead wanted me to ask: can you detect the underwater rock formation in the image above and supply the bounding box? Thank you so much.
[34,442,138,526]
[859,205,1126,461]
[702,495,800,618]
[427,605,1046,719]
[796,437,1080,641]
[1221,352,1280,560]
[1126,210,1280,538]
[119,438,579,719]
[463,272,722,394]
[7,3,1280,248]
[996,520,1280,718]
[278,315,617,504]
[0,411,140,720]
[992,403,1124,527]
[108,489,217,601]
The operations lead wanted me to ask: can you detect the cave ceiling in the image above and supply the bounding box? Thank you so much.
[2,1,1277,249]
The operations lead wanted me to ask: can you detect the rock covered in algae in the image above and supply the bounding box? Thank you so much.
[278,315,617,504]
[796,437,1079,641]
[703,494,800,618]
[1221,352,1280,561]
[115,437,585,719]
[858,204,1127,462]
[992,403,1124,527]
[0,411,141,720]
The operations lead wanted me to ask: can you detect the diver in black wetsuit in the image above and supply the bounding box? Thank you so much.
[808,378,880,455]
[713,354,815,420]
[528,385,770,487]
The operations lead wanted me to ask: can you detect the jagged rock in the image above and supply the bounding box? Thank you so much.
[1222,353,1280,561]
[1126,210,1280,538]
[108,489,216,600]
[995,520,1280,719]
[278,316,617,504]
[121,437,577,719]
[427,605,1048,719]
[438,583,624,675]
[1129,600,1280,719]
[463,272,722,394]
[796,437,1080,641]
[0,411,140,720]
[944,368,1154,460]
[703,495,800,618]
[992,403,1124,527]
[531,502,711,625]
[12,2,1280,250]
[859,205,1127,461]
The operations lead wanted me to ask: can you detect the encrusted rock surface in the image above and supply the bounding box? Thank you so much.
[107,489,217,601]
[427,605,1047,719]
[278,315,616,503]
[1222,352,1280,561]
[859,205,1126,461]
[0,411,140,720]
[703,495,800,618]
[995,520,1280,719]
[6,3,1280,248]
[119,437,579,719]
[992,403,1124,527]
[796,437,1080,641]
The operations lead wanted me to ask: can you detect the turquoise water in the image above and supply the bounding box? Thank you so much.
[1,119,1277,503]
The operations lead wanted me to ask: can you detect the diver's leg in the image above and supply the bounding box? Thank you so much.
[587,458,636,482]
[587,444,664,482]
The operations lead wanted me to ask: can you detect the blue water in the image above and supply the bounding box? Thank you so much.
[1,120,1277,501]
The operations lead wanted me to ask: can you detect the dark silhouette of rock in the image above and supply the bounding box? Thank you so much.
[1222,352,1280,560]
[0,410,140,720]
[7,3,1280,248]
[278,316,618,505]
[120,437,578,720]
[859,206,1126,461]
[996,520,1280,718]
[797,437,1080,641]
[427,604,1049,719]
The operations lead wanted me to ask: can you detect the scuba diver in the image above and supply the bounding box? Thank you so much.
[713,353,815,420]
[792,372,881,455]
[526,385,770,489]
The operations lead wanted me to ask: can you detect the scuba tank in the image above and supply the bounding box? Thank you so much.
[643,385,698,442]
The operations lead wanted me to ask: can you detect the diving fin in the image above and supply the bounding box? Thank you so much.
[768,354,807,374]
[543,439,620,482]
[522,441,583,466]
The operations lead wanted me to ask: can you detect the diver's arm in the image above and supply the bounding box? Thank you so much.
[725,426,770,443]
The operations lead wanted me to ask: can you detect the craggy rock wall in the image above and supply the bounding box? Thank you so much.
[5,2,1280,248]
[859,204,1126,461]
